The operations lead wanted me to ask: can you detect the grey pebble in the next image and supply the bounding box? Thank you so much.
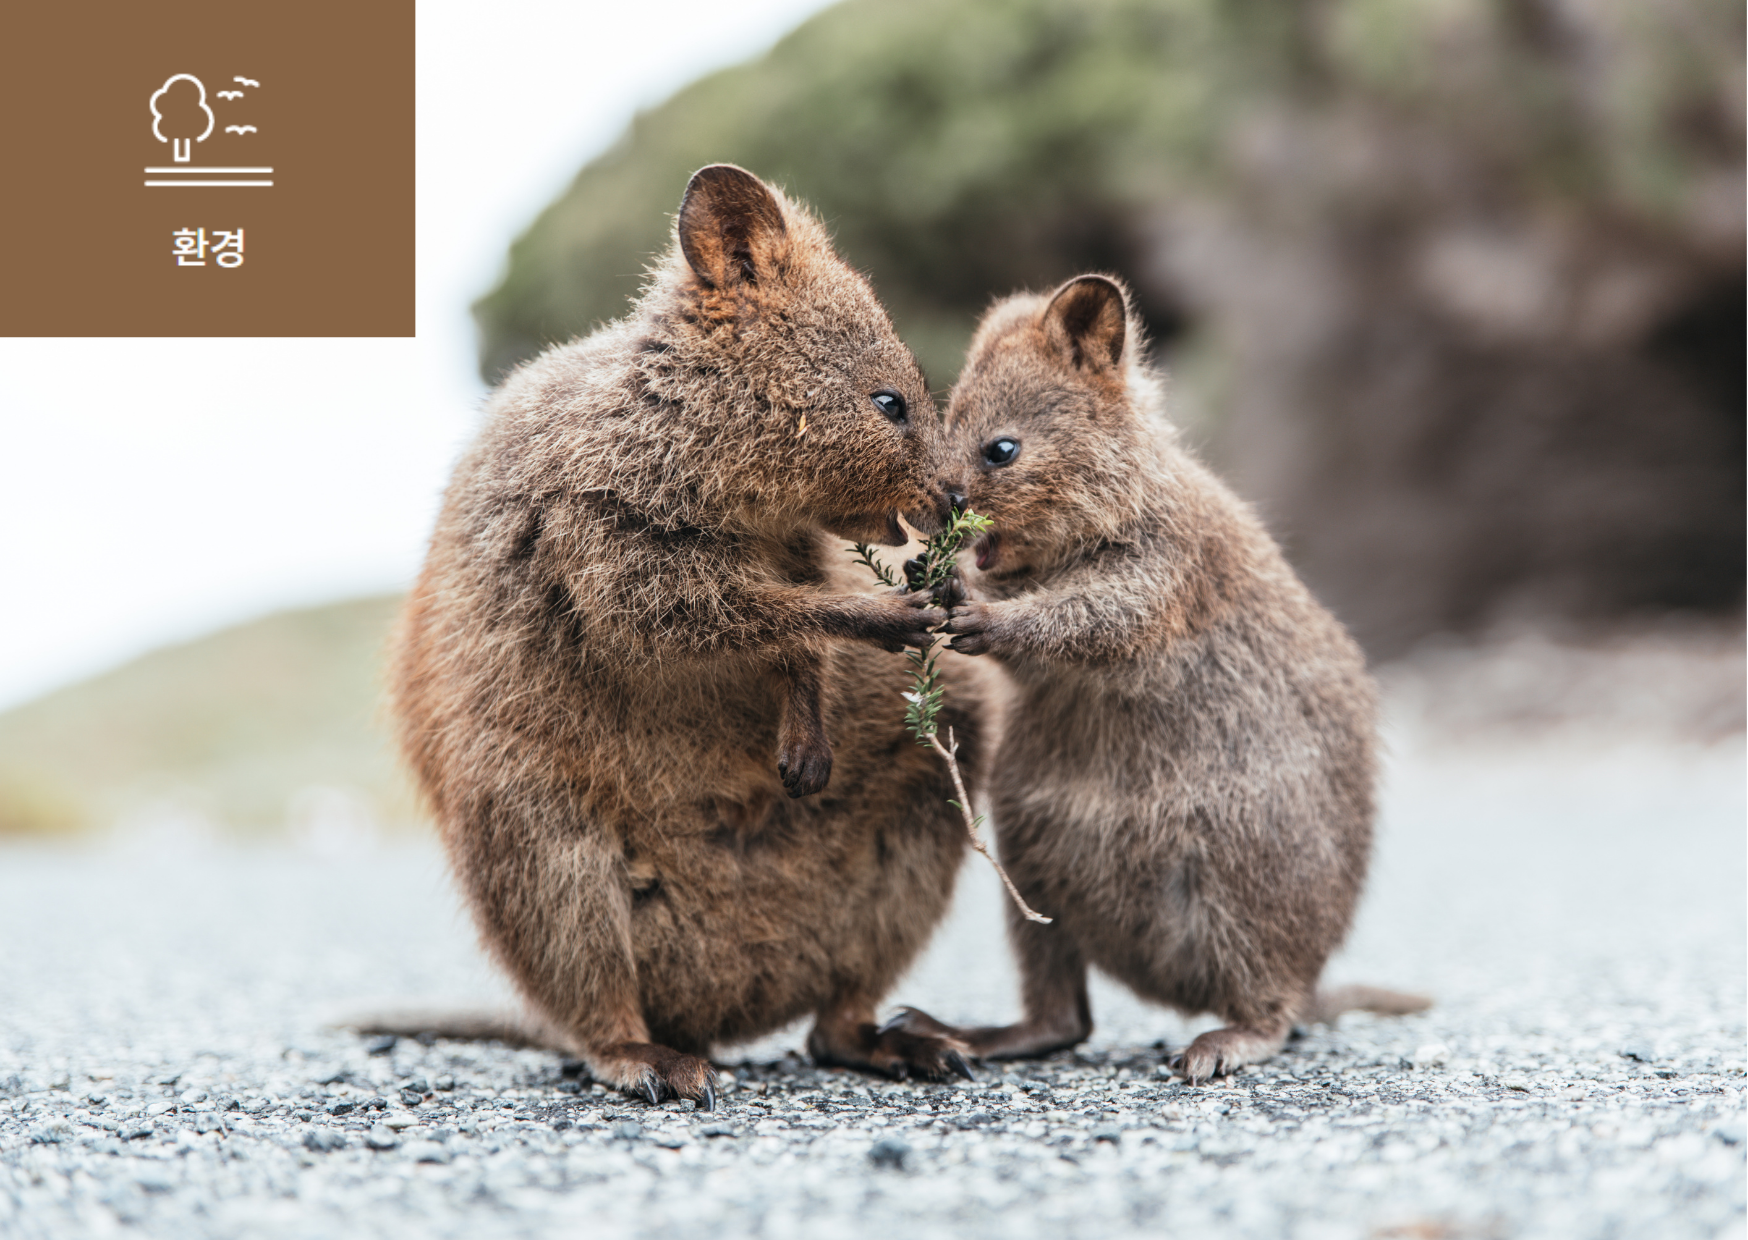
[868,1137,911,1169]
[363,1124,400,1151]
[303,1129,346,1152]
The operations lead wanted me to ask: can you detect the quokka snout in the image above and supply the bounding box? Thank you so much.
[390,166,992,1108]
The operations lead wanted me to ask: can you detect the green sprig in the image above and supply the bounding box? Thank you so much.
[853,508,992,744]
[908,508,994,594]
[852,507,1051,926]
[849,542,900,589]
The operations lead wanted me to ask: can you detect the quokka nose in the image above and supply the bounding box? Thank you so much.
[945,490,968,517]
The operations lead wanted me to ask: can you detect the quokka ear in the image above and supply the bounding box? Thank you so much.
[678,164,789,290]
[1042,275,1128,373]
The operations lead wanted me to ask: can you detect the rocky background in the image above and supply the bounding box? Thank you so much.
[475,0,1744,656]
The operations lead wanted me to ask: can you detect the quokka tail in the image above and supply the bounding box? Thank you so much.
[331,1008,574,1053]
[1305,984,1434,1025]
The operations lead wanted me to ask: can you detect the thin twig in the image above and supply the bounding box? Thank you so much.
[929,726,1052,924]
[857,510,1050,925]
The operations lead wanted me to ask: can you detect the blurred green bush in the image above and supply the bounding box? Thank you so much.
[476,0,1740,386]
[0,597,416,838]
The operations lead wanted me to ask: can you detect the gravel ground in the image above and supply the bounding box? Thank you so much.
[1,648,1742,1240]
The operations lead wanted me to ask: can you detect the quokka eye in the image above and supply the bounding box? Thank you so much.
[871,390,908,424]
[983,437,1020,467]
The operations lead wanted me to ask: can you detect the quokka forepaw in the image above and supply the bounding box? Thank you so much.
[941,601,996,656]
[860,592,947,653]
[776,733,833,799]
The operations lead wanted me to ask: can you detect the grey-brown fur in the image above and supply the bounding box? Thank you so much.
[895,275,1426,1083]
[390,166,988,1107]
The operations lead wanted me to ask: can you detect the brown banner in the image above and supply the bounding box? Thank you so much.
[2,0,414,336]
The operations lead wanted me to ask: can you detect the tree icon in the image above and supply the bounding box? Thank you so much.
[149,74,214,163]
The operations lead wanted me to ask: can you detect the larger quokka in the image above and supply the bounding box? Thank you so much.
[390,166,990,1108]
[893,275,1427,1083]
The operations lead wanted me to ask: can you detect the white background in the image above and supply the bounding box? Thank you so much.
[0,0,835,711]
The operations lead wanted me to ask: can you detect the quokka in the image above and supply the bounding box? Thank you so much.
[390,166,991,1108]
[892,275,1427,1083]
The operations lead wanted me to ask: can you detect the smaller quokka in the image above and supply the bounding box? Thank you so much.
[891,275,1428,1083]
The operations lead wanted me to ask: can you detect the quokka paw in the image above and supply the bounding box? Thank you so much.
[1166,1027,1277,1086]
[777,735,832,798]
[872,1008,976,1082]
[861,592,946,653]
[929,564,969,609]
[941,602,995,656]
[1166,1046,1228,1087]
[594,1042,718,1111]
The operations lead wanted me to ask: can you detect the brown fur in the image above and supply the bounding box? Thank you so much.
[895,275,1427,1084]
[389,166,988,1106]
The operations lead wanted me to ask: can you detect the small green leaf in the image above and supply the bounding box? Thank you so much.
[850,542,900,589]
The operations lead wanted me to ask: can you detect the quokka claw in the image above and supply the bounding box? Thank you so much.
[641,1076,662,1106]
[945,1049,976,1081]
[875,1008,914,1037]
[700,1078,716,1114]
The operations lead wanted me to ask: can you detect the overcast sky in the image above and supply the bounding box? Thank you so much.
[0,0,836,711]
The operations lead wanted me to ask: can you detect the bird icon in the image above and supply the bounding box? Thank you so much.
[225,125,258,135]
[233,77,260,87]
[217,90,244,100]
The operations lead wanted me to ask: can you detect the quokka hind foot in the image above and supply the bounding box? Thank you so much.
[807,1003,975,1081]
[591,1042,718,1111]
[1166,984,1434,1085]
[1167,1024,1292,1086]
